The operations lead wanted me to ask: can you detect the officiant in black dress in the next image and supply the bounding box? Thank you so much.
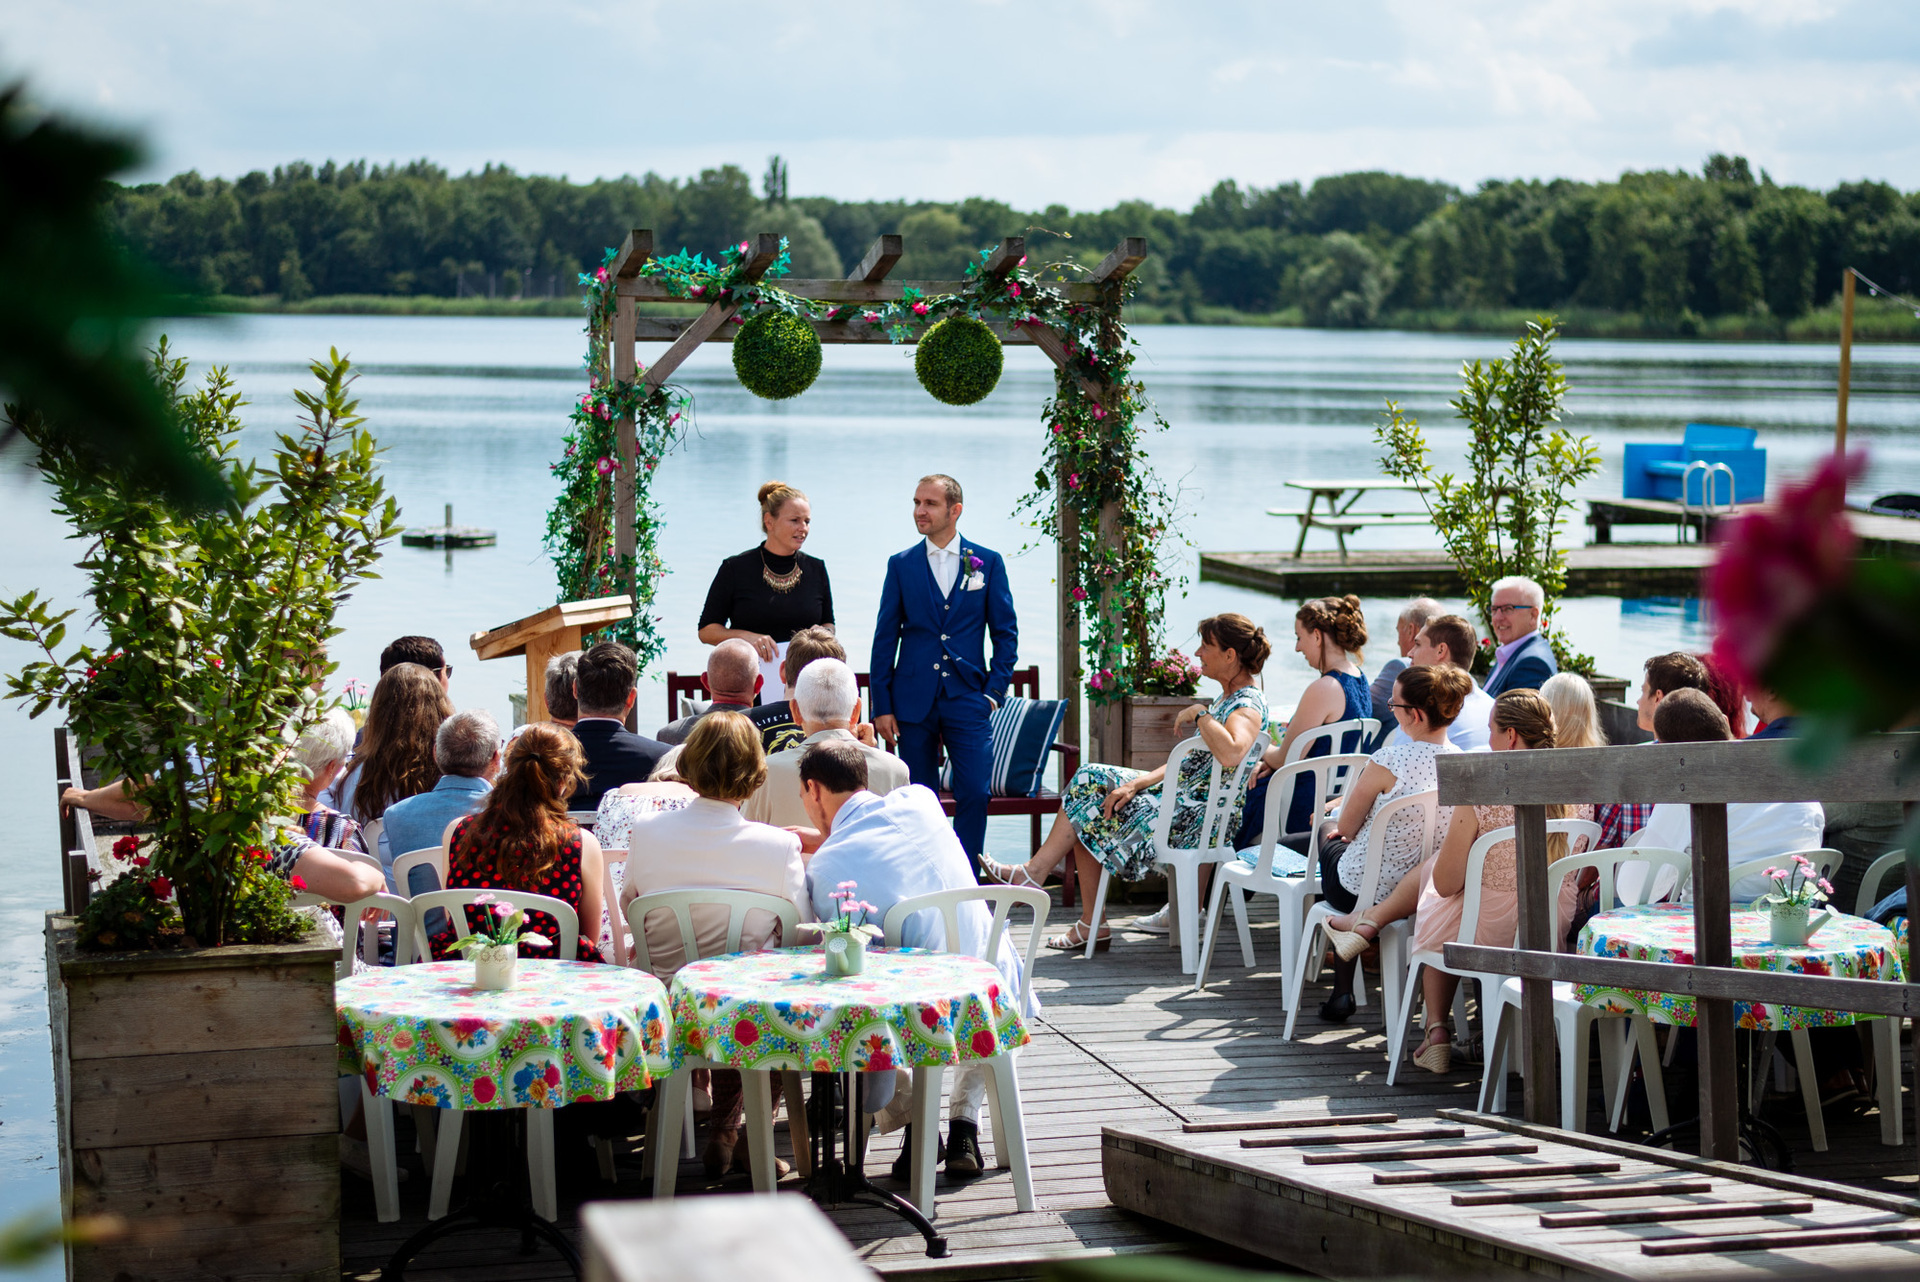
[697,482,835,695]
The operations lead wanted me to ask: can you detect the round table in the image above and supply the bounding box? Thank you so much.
[670,945,1029,1072]
[667,946,1030,1259]
[1575,903,1906,1029]
[336,960,673,1281]
[337,959,673,1105]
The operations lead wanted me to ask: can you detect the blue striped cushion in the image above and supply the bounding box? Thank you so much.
[937,696,1069,798]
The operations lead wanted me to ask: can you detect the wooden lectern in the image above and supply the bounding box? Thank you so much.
[470,596,634,723]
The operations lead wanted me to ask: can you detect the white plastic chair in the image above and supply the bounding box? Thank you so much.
[629,889,804,1197]
[1385,819,1600,1085]
[1856,849,1908,917]
[1194,753,1370,991]
[292,891,421,1223]
[360,817,384,866]
[390,845,447,896]
[882,886,1047,1216]
[1282,717,1381,767]
[404,889,580,1221]
[1281,790,1438,1041]
[1478,846,1692,1132]
[1083,731,1271,972]
[599,848,631,966]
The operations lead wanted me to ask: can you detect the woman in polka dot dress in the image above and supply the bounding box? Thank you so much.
[430,724,606,963]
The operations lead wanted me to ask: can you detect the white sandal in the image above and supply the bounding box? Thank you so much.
[1325,912,1380,963]
[979,854,1045,891]
[1045,920,1111,952]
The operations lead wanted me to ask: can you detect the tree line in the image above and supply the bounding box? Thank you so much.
[109,154,1920,329]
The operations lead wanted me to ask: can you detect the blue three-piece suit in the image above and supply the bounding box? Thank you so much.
[869,538,1018,864]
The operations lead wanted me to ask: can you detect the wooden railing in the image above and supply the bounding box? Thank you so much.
[1437,734,1920,1167]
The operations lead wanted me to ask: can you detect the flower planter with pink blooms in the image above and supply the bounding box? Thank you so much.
[44,913,341,1282]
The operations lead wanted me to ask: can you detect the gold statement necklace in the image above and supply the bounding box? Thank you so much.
[761,548,803,594]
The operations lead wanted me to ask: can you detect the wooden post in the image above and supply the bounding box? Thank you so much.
[1837,268,1855,454]
[1513,804,1557,1125]
[1689,802,1738,1161]
[612,291,637,585]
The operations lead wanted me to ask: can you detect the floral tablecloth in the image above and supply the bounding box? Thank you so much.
[1575,903,1906,1030]
[669,946,1028,1073]
[337,960,672,1109]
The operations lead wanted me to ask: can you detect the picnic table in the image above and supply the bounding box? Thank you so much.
[1267,478,1430,559]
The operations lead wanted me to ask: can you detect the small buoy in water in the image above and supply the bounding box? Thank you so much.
[401,504,498,549]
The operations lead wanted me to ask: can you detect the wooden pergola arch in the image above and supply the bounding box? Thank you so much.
[602,228,1150,757]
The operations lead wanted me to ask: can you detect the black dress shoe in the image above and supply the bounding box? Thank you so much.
[1319,991,1357,1024]
[945,1118,983,1179]
[888,1124,944,1182]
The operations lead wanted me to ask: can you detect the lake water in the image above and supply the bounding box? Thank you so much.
[2,317,1916,1236]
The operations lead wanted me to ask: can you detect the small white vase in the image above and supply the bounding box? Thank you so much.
[472,943,518,991]
[822,930,868,977]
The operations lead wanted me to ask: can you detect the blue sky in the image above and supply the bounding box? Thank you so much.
[6,0,1918,204]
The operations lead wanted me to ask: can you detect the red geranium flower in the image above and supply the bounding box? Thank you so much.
[290,875,307,891]
[149,876,172,898]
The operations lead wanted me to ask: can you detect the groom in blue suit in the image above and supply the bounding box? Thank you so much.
[871,474,1018,867]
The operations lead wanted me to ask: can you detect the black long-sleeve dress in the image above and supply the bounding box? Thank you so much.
[699,546,834,643]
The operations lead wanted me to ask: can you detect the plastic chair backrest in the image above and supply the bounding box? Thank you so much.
[882,886,1049,1016]
[360,818,384,862]
[568,810,599,831]
[391,846,447,896]
[1349,790,1439,909]
[409,889,579,962]
[291,891,418,978]
[1548,846,1693,936]
[1725,848,1843,900]
[1243,754,1371,880]
[1149,732,1272,858]
[1455,819,1601,949]
[1857,849,1909,917]
[600,848,630,966]
[624,889,800,981]
[1282,717,1381,767]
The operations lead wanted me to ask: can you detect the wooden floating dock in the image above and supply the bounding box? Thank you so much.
[400,503,497,549]
[1105,1110,1920,1278]
[1200,544,1718,599]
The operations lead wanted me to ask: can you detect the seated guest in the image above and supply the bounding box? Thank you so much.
[380,709,501,894]
[380,635,452,692]
[330,662,453,826]
[429,723,606,963]
[1697,651,1749,738]
[798,739,1014,1181]
[749,624,849,755]
[595,747,698,852]
[620,712,807,1176]
[657,638,762,745]
[1378,614,1494,752]
[291,709,367,852]
[1747,684,1799,740]
[1369,598,1445,748]
[1325,690,1594,1069]
[568,641,668,809]
[1625,689,1825,903]
[980,614,1270,952]
[264,828,387,902]
[1311,664,1471,1023]
[743,659,909,828]
[1482,576,1557,696]
[1596,652,1712,850]
[1541,673,1606,749]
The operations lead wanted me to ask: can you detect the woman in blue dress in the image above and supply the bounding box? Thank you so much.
[1236,594,1372,853]
[980,614,1270,952]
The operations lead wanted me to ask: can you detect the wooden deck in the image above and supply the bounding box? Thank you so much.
[1200,544,1717,599]
[338,885,1914,1279]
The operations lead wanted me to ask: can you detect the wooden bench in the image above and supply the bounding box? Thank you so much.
[1267,508,1432,561]
[662,665,1079,883]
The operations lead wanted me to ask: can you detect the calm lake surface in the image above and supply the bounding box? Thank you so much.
[2,317,1916,1232]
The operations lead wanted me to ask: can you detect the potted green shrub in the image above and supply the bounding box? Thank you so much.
[3,345,397,1282]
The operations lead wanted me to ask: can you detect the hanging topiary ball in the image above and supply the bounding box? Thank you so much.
[915,315,1004,406]
[732,310,822,400]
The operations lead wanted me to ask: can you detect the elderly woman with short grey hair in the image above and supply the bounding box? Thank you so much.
[293,708,367,852]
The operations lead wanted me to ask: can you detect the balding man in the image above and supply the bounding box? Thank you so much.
[743,659,910,827]
[658,637,763,745]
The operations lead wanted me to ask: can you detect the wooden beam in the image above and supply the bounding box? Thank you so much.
[639,233,783,394]
[983,236,1026,277]
[1514,804,1557,1127]
[1023,321,1107,404]
[630,316,1046,345]
[1436,734,1920,806]
[611,229,654,280]
[1690,802,1738,1162]
[616,277,1105,304]
[1091,237,1148,284]
[849,234,903,283]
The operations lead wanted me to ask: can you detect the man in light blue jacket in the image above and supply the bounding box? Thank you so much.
[380,708,501,894]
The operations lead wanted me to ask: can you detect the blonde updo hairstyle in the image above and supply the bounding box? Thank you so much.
[758,480,807,536]
[1197,613,1271,676]
[1295,594,1368,660]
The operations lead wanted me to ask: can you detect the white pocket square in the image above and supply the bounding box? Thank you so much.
[963,572,986,590]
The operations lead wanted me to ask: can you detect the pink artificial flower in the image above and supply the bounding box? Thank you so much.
[666,411,681,428]
[863,311,882,324]
[1018,255,1027,266]
[492,902,513,918]
[595,266,608,282]
[1091,404,1107,420]
[911,301,930,316]
[1818,878,1835,893]
[1067,473,1081,489]
[596,457,617,476]
[1071,586,1088,602]
[690,285,705,297]
[1007,282,1022,298]
[837,881,857,890]
[738,241,749,254]
[474,892,496,905]
[1708,451,1865,686]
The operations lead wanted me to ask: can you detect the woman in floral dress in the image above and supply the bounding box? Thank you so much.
[981,614,1270,952]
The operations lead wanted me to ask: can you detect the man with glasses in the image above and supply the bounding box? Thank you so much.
[379,635,452,691]
[1482,575,1558,696]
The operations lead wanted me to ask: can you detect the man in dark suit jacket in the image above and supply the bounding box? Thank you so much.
[1482,576,1559,696]
[871,474,1017,867]
[568,641,667,809]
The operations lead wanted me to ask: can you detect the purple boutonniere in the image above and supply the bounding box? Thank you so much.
[966,553,984,572]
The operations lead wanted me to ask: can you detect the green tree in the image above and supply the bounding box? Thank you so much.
[1295,232,1394,326]
[896,207,973,278]
[673,165,760,258]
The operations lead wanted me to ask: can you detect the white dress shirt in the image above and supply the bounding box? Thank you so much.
[925,532,963,596]
[1621,799,1828,904]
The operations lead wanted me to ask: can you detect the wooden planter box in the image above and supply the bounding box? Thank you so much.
[1120,694,1208,771]
[45,914,340,1282]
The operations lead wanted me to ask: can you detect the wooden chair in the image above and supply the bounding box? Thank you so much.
[882,886,1047,1216]
[664,670,872,723]
[626,889,807,1196]
[405,890,581,1222]
[932,667,1082,874]
[1084,731,1271,971]
[1281,790,1439,1041]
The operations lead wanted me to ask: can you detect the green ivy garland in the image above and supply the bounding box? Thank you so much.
[547,238,1181,699]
